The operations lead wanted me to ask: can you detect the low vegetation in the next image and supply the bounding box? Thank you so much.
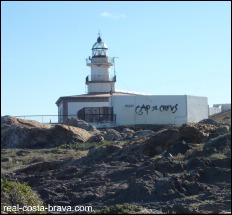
[1,178,44,214]
[1,148,86,172]
[209,153,227,160]
[58,141,112,151]
[185,144,204,158]
[1,111,231,214]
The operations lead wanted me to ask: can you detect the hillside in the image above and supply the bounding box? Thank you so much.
[209,109,231,125]
[1,115,231,214]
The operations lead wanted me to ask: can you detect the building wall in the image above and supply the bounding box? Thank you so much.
[88,82,115,93]
[209,106,222,115]
[67,101,110,119]
[208,104,231,115]
[213,103,231,112]
[111,95,188,125]
[58,95,209,125]
[91,65,110,81]
[58,102,63,123]
[186,95,208,122]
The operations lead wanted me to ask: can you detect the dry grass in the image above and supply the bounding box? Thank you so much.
[209,153,227,160]
[1,148,87,172]
[209,109,231,125]
[185,144,204,157]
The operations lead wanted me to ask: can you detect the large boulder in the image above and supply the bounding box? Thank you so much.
[123,129,181,157]
[199,118,220,126]
[120,128,135,140]
[88,144,122,158]
[134,130,155,138]
[140,128,181,156]
[1,116,91,148]
[103,129,122,141]
[204,133,231,151]
[88,133,105,143]
[64,118,97,131]
[179,123,217,143]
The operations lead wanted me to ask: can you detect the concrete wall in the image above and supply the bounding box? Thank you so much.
[58,102,63,123]
[67,101,110,118]
[59,94,209,125]
[88,82,115,93]
[91,65,110,81]
[213,103,231,112]
[186,95,208,122]
[111,95,188,125]
[209,106,222,115]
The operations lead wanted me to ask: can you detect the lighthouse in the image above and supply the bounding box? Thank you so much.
[85,34,116,94]
[56,34,209,126]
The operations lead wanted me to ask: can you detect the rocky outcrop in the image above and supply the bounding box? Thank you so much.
[199,118,220,126]
[120,128,135,140]
[103,129,122,141]
[64,118,97,131]
[88,144,123,158]
[134,130,155,138]
[209,109,231,125]
[122,129,181,157]
[1,116,91,148]
[179,123,217,143]
[2,129,230,214]
[88,133,105,143]
[1,113,231,214]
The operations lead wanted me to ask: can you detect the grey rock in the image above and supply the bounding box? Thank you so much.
[199,118,220,126]
[179,123,217,143]
[1,157,12,162]
[1,116,91,148]
[215,125,230,135]
[103,129,122,141]
[123,128,135,134]
[135,130,155,137]
[64,118,97,131]
[88,134,105,142]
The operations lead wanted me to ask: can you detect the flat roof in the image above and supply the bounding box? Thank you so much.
[55,91,140,105]
[55,92,208,106]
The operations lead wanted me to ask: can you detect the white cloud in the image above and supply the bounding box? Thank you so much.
[100,11,126,20]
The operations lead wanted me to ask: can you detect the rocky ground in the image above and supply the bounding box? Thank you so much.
[1,111,231,214]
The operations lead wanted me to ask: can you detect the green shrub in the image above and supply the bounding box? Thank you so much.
[1,178,45,214]
[185,144,204,157]
[58,141,112,151]
[173,153,185,161]
[209,153,227,160]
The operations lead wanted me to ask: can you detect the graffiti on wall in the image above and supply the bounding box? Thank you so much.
[135,104,178,115]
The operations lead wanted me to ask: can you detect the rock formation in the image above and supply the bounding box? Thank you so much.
[1,111,231,214]
[1,116,91,148]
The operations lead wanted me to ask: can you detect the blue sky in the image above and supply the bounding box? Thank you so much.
[1,1,231,122]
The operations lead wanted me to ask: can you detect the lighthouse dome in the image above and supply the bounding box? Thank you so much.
[92,36,108,57]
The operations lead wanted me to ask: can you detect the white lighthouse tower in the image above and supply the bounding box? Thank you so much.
[85,34,116,94]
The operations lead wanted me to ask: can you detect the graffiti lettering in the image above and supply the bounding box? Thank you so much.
[135,104,150,115]
[152,106,158,111]
[135,104,178,115]
[171,104,178,113]
[159,104,178,113]
[125,104,135,108]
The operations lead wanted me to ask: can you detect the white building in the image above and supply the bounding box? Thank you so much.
[209,103,231,115]
[56,35,208,127]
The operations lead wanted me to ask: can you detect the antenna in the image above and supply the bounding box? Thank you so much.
[112,57,119,76]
